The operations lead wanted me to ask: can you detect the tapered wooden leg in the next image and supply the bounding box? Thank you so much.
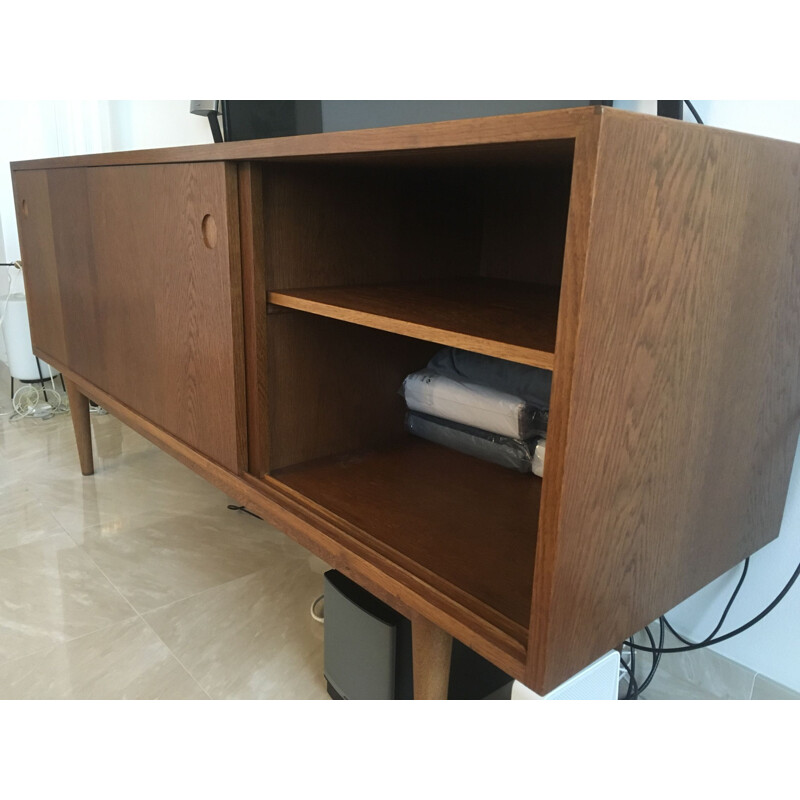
[64,378,94,476]
[412,616,452,700]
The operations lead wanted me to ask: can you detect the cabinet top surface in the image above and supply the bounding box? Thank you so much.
[11,105,609,171]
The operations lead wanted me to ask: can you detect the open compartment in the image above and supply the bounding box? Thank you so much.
[263,312,543,641]
[242,138,574,652]
[261,139,574,369]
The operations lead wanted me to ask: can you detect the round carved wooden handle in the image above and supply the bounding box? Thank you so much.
[201,213,217,249]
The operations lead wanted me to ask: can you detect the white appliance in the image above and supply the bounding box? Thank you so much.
[511,651,620,700]
[1,293,58,381]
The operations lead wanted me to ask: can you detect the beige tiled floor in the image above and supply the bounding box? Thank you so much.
[0,366,327,699]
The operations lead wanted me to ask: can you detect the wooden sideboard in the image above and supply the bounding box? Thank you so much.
[11,106,800,697]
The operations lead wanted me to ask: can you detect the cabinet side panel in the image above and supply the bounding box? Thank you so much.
[11,171,68,365]
[535,113,800,691]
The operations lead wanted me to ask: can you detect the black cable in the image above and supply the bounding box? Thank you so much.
[663,558,749,646]
[619,654,639,700]
[629,558,800,654]
[623,624,658,700]
[684,100,704,125]
[208,113,223,144]
[625,638,637,699]
[227,503,263,520]
[635,618,665,697]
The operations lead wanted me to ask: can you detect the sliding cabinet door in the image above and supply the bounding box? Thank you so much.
[14,163,245,473]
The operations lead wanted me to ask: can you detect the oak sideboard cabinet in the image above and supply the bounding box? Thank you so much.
[12,106,800,697]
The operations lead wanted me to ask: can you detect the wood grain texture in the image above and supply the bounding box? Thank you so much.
[238,163,270,476]
[528,111,800,692]
[262,162,483,292]
[480,165,573,286]
[17,106,800,699]
[261,159,572,297]
[273,438,541,634]
[64,378,94,475]
[40,163,245,473]
[11,106,597,171]
[266,312,438,471]
[12,171,68,364]
[527,109,604,692]
[269,279,559,369]
[223,163,248,473]
[412,616,453,700]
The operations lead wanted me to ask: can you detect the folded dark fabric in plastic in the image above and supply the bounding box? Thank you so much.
[406,411,545,475]
[402,348,550,439]
[402,370,548,439]
[426,347,552,409]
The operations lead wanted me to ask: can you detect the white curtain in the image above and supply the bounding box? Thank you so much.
[0,101,113,268]
[0,101,212,364]
[0,101,113,363]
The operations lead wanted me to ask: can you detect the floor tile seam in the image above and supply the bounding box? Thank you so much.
[0,615,137,671]
[12,484,72,535]
[133,613,214,700]
[135,567,285,700]
[47,541,215,702]
[73,546,215,701]
[138,565,274,619]
[0,527,70,554]
[0,517,141,667]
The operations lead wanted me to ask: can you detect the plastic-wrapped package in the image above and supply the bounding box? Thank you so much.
[532,438,546,478]
[406,412,545,475]
[401,370,548,440]
[426,348,551,409]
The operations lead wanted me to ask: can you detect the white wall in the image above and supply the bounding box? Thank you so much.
[0,101,212,362]
[105,100,213,152]
[0,101,212,266]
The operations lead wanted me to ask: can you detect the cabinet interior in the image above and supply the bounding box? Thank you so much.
[249,139,576,646]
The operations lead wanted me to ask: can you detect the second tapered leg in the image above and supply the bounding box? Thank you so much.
[64,378,94,476]
[412,615,453,700]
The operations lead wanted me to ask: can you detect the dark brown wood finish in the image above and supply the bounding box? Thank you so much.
[268,279,560,369]
[238,163,270,476]
[272,438,541,636]
[262,162,483,292]
[11,107,595,171]
[479,165,572,286]
[12,106,800,698]
[13,171,68,364]
[64,378,94,476]
[16,163,246,474]
[526,108,604,692]
[223,164,248,472]
[528,110,800,691]
[266,312,438,471]
[34,352,529,680]
[261,158,572,297]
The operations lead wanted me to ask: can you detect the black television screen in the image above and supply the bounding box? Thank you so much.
[218,100,603,141]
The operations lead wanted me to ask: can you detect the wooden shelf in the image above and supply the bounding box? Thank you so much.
[271,437,541,637]
[268,278,559,369]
